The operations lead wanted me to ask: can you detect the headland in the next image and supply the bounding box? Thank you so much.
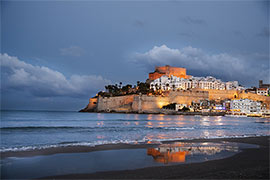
[80,65,270,117]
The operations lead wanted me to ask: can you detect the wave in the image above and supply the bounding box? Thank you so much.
[1,134,268,153]
[0,126,91,130]
[0,126,195,131]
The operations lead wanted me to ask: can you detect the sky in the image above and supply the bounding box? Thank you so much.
[1,0,269,111]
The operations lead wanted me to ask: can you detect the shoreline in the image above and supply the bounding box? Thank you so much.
[40,136,269,179]
[79,110,270,118]
[80,109,226,116]
[1,136,269,179]
[1,135,268,158]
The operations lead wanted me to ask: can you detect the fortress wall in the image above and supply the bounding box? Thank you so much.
[137,95,170,113]
[239,92,270,108]
[97,95,135,112]
[194,89,238,100]
[132,91,209,113]
[91,90,270,113]
[87,97,98,110]
[169,91,209,104]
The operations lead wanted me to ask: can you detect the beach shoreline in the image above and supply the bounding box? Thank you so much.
[1,136,269,179]
[40,136,269,179]
[1,135,268,159]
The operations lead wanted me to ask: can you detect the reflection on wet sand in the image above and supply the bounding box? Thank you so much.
[147,142,239,164]
[147,148,188,163]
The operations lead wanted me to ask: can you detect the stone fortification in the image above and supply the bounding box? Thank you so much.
[81,90,270,113]
[132,91,209,113]
[97,95,135,112]
[196,89,238,100]
[149,65,191,80]
[239,92,270,108]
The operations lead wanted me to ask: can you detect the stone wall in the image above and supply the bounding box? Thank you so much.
[196,89,238,100]
[82,89,270,113]
[97,95,135,112]
[239,92,270,108]
[132,91,209,113]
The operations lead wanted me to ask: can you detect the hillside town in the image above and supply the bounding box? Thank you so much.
[82,65,270,117]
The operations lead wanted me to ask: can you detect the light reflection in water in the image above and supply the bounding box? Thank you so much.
[147,142,239,164]
[96,121,104,126]
[201,117,210,126]
[157,114,164,121]
[147,114,153,120]
[96,135,105,139]
[134,114,139,120]
[97,113,104,120]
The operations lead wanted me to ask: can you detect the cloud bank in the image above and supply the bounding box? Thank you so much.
[132,45,269,86]
[1,53,111,97]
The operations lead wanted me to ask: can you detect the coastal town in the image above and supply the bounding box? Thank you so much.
[81,65,270,117]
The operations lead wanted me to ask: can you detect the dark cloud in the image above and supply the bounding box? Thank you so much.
[179,16,207,25]
[131,45,269,87]
[0,54,112,98]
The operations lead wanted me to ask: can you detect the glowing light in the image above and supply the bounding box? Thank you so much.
[147,114,153,120]
[157,101,168,108]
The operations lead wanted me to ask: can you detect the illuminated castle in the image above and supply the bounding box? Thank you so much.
[149,65,191,80]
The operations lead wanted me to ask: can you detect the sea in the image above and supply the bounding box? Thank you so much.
[1,110,269,152]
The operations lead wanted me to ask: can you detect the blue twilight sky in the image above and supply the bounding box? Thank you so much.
[1,0,269,111]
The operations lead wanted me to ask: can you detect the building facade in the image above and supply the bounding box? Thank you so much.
[150,75,241,91]
[256,88,269,96]
[259,80,270,88]
[230,99,261,114]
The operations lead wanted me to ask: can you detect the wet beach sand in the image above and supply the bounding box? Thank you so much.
[2,136,269,179]
[42,136,269,179]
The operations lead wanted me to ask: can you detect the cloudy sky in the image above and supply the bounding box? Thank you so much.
[1,0,269,111]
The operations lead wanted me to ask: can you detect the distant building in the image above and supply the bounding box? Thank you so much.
[149,65,191,80]
[245,87,257,94]
[256,88,269,96]
[175,104,187,111]
[259,80,270,88]
[230,99,261,114]
[225,81,239,90]
[150,75,241,91]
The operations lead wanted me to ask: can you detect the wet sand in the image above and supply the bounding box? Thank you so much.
[42,136,269,179]
[2,136,269,179]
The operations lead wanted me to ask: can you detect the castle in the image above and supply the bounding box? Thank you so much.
[149,65,191,80]
[81,65,270,115]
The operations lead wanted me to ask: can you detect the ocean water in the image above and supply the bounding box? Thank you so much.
[1,110,269,152]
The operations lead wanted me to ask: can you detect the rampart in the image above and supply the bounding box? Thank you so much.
[97,95,135,112]
[195,89,239,100]
[132,91,209,113]
[149,65,191,80]
[81,90,270,113]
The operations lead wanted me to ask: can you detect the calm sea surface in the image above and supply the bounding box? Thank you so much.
[1,110,269,152]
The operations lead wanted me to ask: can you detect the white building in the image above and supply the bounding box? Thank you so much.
[230,99,261,114]
[150,75,240,91]
[175,104,188,111]
[256,88,269,96]
[225,81,239,90]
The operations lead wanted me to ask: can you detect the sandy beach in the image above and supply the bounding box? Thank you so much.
[40,136,269,179]
[2,136,268,179]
